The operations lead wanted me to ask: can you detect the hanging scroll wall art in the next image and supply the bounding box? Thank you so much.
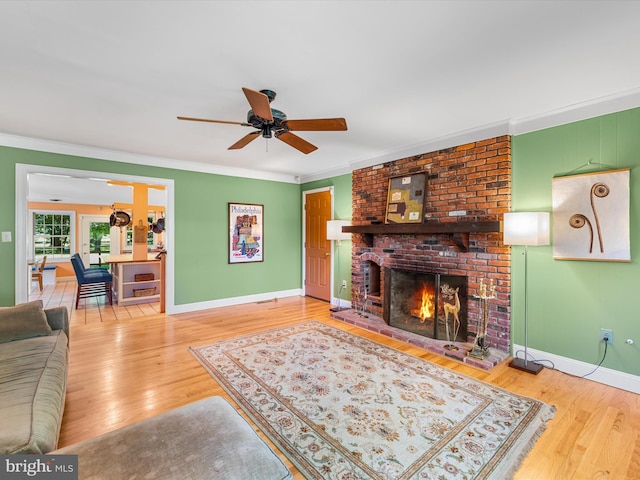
[552,168,630,262]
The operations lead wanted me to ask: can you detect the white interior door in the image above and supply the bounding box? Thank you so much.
[80,215,112,266]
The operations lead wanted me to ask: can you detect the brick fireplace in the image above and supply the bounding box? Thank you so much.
[348,136,512,353]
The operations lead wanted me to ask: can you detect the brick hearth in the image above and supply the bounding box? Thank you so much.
[350,136,512,353]
[331,309,508,370]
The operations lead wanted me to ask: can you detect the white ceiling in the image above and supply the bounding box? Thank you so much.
[27,173,167,206]
[3,0,640,194]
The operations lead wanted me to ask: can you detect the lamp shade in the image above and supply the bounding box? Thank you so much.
[503,212,550,246]
[326,220,351,241]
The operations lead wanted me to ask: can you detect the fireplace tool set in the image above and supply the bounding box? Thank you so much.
[353,287,370,318]
[468,278,495,360]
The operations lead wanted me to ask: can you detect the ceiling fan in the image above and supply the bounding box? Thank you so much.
[178,87,347,154]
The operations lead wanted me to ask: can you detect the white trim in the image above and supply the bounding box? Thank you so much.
[6,88,640,186]
[299,164,354,184]
[331,298,352,310]
[169,289,303,314]
[16,164,175,315]
[514,344,640,395]
[330,188,336,306]
[78,214,112,266]
[1,132,297,184]
[300,88,640,183]
[509,86,640,136]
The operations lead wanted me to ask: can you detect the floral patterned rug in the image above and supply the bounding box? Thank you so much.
[190,321,555,480]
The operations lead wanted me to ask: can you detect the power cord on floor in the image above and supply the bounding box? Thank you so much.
[514,335,610,378]
[581,338,608,378]
[550,337,609,380]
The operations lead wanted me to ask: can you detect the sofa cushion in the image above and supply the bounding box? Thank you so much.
[0,330,68,454]
[0,300,52,344]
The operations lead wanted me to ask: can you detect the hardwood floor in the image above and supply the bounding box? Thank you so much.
[54,294,639,479]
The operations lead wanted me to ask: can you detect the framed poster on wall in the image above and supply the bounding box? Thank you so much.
[385,172,427,224]
[229,203,263,264]
[552,168,630,261]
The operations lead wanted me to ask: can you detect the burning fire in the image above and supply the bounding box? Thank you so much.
[418,284,434,322]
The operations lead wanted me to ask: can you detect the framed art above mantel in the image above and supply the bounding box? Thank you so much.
[385,172,426,224]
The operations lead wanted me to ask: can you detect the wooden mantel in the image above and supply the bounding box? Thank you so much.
[343,221,502,250]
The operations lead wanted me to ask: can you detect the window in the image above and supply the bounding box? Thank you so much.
[124,215,160,250]
[31,211,75,260]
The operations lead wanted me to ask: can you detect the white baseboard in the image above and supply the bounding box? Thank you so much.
[513,344,640,394]
[330,297,351,310]
[168,289,303,315]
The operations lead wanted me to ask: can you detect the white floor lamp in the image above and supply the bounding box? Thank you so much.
[503,212,550,375]
[326,220,351,312]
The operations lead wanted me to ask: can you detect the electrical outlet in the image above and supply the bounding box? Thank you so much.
[342,280,347,288]
[600,328,614,344]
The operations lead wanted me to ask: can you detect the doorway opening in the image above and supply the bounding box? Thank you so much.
[80,215,111,267]
[16,164,175,312]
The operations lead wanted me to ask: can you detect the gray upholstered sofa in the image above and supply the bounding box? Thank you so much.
[0,300,69,454]
[0,302,289,478]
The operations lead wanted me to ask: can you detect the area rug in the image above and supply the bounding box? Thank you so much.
[190,321,555,480]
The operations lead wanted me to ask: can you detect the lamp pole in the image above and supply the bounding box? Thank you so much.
[503,212,549,375]
[326,220,351,312]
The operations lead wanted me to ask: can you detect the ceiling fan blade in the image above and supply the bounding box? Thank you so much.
[228,131,261,150]
[284,118,348,131]
[276,131,318,154]
[242,87,274,122]
[177,116,250,126]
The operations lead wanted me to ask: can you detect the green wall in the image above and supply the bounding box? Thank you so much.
[512,107,640,376]
[8,108,638,378]
[0,146,302,307]
[301,173,353,301]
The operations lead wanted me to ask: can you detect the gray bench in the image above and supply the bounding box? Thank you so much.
[52,396,292,480]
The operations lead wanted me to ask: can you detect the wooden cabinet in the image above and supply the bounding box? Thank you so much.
[112,260,161,305]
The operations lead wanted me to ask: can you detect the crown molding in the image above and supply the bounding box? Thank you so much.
[0,132,298,184]
[301,87,640,183]
[509,87,640,136]
[4,87,640,185]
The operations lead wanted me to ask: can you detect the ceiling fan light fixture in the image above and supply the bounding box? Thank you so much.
[178,87,347,154]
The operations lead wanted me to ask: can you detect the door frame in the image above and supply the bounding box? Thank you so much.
[302,186,334,299]
[15,164,175,312]
[79,214,113,266]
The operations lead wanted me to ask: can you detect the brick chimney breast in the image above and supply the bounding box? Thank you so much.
[350,136,512,352]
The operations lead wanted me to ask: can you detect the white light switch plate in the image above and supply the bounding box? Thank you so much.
[1,231,12,242]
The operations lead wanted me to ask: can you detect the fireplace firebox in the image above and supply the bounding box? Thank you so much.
[384,269,467,343]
